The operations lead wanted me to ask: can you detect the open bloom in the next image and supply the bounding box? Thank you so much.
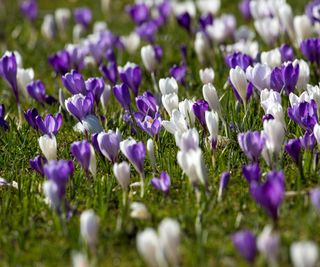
[65,93,93,121]
[36,113,62,136]
[151,171,171,193]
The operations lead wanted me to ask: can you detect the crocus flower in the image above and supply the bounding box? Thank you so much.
[279,44,294,62]
[170,64,187,84]
[246,63,271,91]
[288,100,318,133]
[0,52,19,104]
[43,180,60,210]
[202,83,219,112]
[159,77,178,95]
[162,110,188,136]
[99,62,118,85]
[74,7,92,27]
[35,113,62,136]
[30,155,47,176]
[257,225,280,264]
[151,171,171,193]
[310,188,320,210]
[239,0,251,20]
[176,11,192,32]
[136,20,158,43]
[80,210,99,250]
[62,70,86,95]
[136,91,158,117]
[39,134,57,161]
[238,131,265,162]
[126,3,149,25]
[119,62,142,96]
[198,13,213,30]
[162,93,179,116]
[48,50,70,75]
[135,112,162,137]
[26,80,55,104]
[306,0,320,23]
[242,163,260,184]
[205,110,219,149]
[193,99,209,129]
[41,14,56,40]
[70,140,96,177]
[290,241,319,267]
[141,45,162,73]
[65,93,94,121]
[85,77,105,105]
[285,139,302,164]
[232,230,257,264]
[0,104,9,130]
[300,38,320,65]
[229,66,251,105]
[225,52,253,70]
[147,139,156,169]
[24,108,39,130]
[97,129,121,163]
[20,0,38,22]
[199,68,214,85]
[250,171,285,220]
[218,171,230,201]
[113,161,130,191]
[300,132,316,150]
[113,83,131,111]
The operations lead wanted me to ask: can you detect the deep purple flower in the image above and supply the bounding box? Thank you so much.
[44,160,74,198]
[65,93,94,121]
[126,3,149,25]
[310,188,320,210]
[62,70,86,95]
[91,133,101,154]
[113,83,131,111]
[242,163,260,184]
[199,13,213,30]
[176,12,192,32]
[20,0,38,21]
[170,64,187,84]
[300,132,316,150]
[153,45,163,62]
[97,130,121,163]
[151,171,171,193]
[105,48,116,63]
[305,0,320,23]
[157,0,171,25]
[70,140,93,174]
[239,0,251,20]
[26,80,55,104]
[225,52,253,70]
[270,63,299,95]
[218,171,230,199]
[30,155,47,176]
[262,114,274,122]
[238,131,265,162]
[135,112,162,137]
[99,62,118,85]
[74,7,92,27]
[288,100,318,133]
[250,171,285,220]
[121,140,146,176]
[279,44,294,62]
[193,100,209,129]
[48,50,71,75]
[232,230,257,263]
[36,113,62,136]
[0,104,9,130]
[136,20,158,43]
[136,91,158,117]
[0,52,19,103]
[300,38,320,65]
[119,63,142,96]
[85,77,105,104]
[285,138,301,164]
[24,108,39,130]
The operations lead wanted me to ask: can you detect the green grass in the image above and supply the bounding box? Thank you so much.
[0,0,319,266]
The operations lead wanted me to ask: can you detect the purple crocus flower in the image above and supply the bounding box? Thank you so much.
[218,171,230,200]
[239,0,251,20]
[288,100,318,133]
[151,171,171,193]
[97,130,121,163]
[153,45,163,62]
[242,163,260,184]
[250,171,285,220]
[20,0,38,22]
[35,113,62,136]
[44,160,74,198]
[0,104,9,130]
[119,63,142,96]
[26,80,55,104]
[48,50,71,75]
[176,12,192,32]
[0,52,19,104]
[310,188,320,210]
[91,133,101,154]
[300,38,320,65]
[65,93,94,121]
[30,155,47,176]
[126,3,149,25]
[262,114,275,122]
[113,83,131,111]
[285,138,301,164]
[193,100,209,129]
[232,230,257,263]
[62,70,86,95]
[85,77,105,104]
[74,7,92,28]
[136,91,158,117]
[70,140,94,175]
[230,79,254,104]
[66,45,86,71]
[199,13,213,30]
[225,52,253,70]
[300,132,316,150]
[279,44,294,63]
[170,64,187,85]
[238,131,265,162]
[157,0,171,25]
[270,62,299,95]
[99,62,118,85]
[24,108,39,130]
[135,112,162,137]
[305,0,320,23]
[136,20,158,43]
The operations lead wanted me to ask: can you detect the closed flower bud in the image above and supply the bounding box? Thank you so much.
[147,139,156,169]
[80,210,99,249]
[290,241,318,267]
[141,45,157,73]
[194,32,209,64]
[39,134,57,160]
[162,93,179,116]
[257,225,279,264]
[113,162,130,190]
[55,8,71,34]
[41,14,56,40]
[199,68,215,84]
[43,180,60,210]
[159,77,178,95]
[230,66,248,104]
[202,83,220,112]
[261,49,281,68]
[100,84,111,111]
[294,15,313,45]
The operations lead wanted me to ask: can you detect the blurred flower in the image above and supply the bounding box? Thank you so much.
[238,131,265,162]
[310,188,320,210]
[30,155,47,176]
[193,99,209,129]
[218,171,230,201]
[74,7,92,28]
[126,3,149,25]
[26,80,55,104]
[225,52,253,70]
[257,225,280,264]
[170,63,187,84]
[242,163,260,184]
[130,202,150,220]
[119,62,142,96]
[285,138,302,164]
[141,45,162,73]
[232,230,257,264]
[0,104,9,130]
[36,113,62,136]
[159,77,178,95]
[80,210,99,249]
[290,241,318,267]
[300,38,320,65]
[113,161,130,191]
[20,0,38,22]
[151,171,171,193]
